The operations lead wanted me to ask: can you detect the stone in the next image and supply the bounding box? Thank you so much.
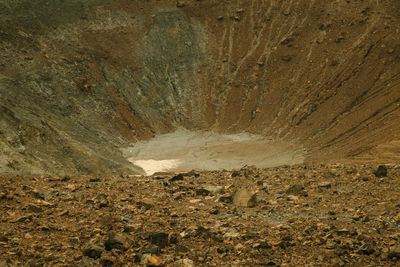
[149,232,169,248]
[147,255,163,266]
[202,184,223,195]
[318,182,332,189]
[388,246,400,260]
[27,204,43,213]
[104,232,132,251]
[286,184,304,194]
[174,258,194,267]
[218,195,233,204]
[233,188,257,207]
[374,165,387,177]
[82,240,104,259]
[169,174,184,182]
[79,256,100,267]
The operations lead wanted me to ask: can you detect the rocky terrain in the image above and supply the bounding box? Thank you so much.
[1,0,400,266]
[1,164,400,266]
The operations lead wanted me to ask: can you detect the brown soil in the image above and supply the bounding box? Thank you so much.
[1,164,400,266]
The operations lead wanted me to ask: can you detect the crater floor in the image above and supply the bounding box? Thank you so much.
[123,129,305,175]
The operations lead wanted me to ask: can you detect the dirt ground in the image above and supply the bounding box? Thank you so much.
[1,163,399,266]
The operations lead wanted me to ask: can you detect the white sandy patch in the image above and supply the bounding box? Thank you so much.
[122,128,305,175]
[132,159,181,175]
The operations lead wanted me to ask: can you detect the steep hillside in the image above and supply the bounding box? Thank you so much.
[0,0,399,175]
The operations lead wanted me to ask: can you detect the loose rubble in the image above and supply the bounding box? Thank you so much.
[0,163,399,266]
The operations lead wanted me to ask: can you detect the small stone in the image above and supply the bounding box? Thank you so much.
[336,229,350,236]
[286,195,299,201]
[104,232,132,251]
[169,174,184,182]
[82,240,104,259]
[210,207,219,215]
[89,177,101,182]
[388,246,400,260]
[202,184,223,195]
[27,204,43,213]
[149,232,169,248]
[374,165,387,177]
[175,244,190,253]
[286,184,304,194]
[318,182,332,189]
[174,258,194,267]
[218,195,233,204]
[233,188,257,207]
[176,1,185,8]
[147,255,163,266]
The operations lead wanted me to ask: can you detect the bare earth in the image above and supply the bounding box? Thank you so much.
[1,164,399,266]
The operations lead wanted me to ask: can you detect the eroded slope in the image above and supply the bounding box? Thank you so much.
[0,0,399,175]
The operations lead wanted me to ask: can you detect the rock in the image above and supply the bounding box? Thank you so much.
[253,241,271,249]
[286,195,299,201]
[202,184,223,195]
[79,256,100,267]
[209,207,219,214]
[218,195,233,204]
[100,251,115,267]
[149,232,169,248]
[174,258,194,267]
[27,204,43,213]
[336,229,350,236]
[104,232,133,251]
[374,165,387,177]
[388,246,400,260]
[147,255,163,266]
[233,188,257,207]
[176,1,185,8]
[286,184,304,194]
[318,182,332,189]
[89,177,101,182]
[175,244,190,253]
[82,240,104,259]
[169,174,184,182]
[223,229,240,239]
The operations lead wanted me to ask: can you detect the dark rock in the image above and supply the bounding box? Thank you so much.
[219,195,233,204]
[195,188,210,196]
[60,176,71,182]
[27,204,43,213]
[357,242,375,255]
[336,229,350,236]
[253,241,271,249]
[149,232,169,248]
[175,244,190,253]
[388,247,400,260]
[169,174,184,182]
[210,207,219,214]
[285,184,304,194]
[318,182,332,189]
[89,177,101,182]
[374,165,387,177]
[169,233,179,244]
[82,240,104,259]
[79,256,100,267]
[104,232,133,251]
